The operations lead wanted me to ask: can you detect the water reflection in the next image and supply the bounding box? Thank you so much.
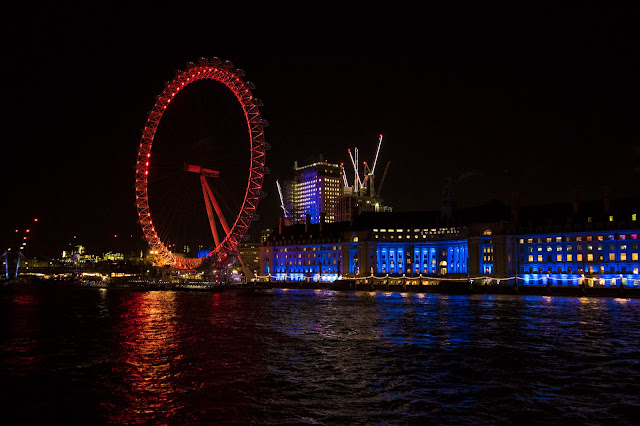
[2,288,640,424]
[108,291,179,423]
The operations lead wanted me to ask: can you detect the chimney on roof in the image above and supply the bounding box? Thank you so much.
[320,212,325,232]
[305,214,311,233]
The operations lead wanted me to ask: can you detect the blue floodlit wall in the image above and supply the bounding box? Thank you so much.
[516,229,640,287]
[294,167,320,224]
[261,218,639,284]
[270,244,343,283]
[374,241,468,275]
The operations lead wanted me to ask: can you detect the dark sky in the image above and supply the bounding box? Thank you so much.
[2,3,639,256]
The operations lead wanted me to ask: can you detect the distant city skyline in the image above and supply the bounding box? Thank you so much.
[2,4,639,256]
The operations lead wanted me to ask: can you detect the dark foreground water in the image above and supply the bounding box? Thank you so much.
[2,286,640,424]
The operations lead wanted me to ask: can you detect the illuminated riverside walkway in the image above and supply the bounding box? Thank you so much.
[11,274,638,298]
[248,275,640,298]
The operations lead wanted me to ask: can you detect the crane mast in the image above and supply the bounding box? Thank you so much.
[343,134,387,200]
[276,180,290,218]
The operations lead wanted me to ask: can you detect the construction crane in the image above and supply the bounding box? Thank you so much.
[340,163,349,188]
[276,180,290,219]
[347,134,384,197]
[347,148,363,192]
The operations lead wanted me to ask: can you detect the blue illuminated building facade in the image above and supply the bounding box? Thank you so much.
[261,216,348,283]
[293,161,343,224]
[260,196,639,287]
[514,198,639,286]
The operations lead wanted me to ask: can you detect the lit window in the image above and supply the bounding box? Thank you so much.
[588,217,592,223]
[632,253,638,261]
[483,229,492,236]
[528,255,534,262]
[577,254,583,262]
[557,246,562,251]
[527,238,533,243]
[567,254,573,262]
[556,237,562,242]
[609,216,614,222]
[538,255,543,262]
[621,253,627,261]
[633,214,637,221]
[609,253,616,261]
[557,254,562,262]
[587,254,593,261]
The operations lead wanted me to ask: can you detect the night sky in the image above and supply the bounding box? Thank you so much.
[2,3,639,257]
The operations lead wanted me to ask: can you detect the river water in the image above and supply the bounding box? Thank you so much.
[1,286,639,424]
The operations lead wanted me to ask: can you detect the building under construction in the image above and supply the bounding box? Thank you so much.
[277,135,392,226]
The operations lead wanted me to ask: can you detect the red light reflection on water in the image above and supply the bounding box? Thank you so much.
[107,291,180,423]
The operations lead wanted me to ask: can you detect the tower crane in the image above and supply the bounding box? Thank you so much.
[348,148,364,193]
[276,180,290,219]
[347,134,384,197]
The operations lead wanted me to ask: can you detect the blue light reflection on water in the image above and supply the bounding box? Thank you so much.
[1,287,640,424]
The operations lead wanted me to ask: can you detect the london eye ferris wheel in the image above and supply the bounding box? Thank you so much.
[134,57,269,271]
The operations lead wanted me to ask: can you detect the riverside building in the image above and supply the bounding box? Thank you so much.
[260,196,640,287]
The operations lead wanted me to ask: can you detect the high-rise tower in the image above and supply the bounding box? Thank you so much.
[293,161,343,224]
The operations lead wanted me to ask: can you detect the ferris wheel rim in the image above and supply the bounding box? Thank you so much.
[134,58,267,270]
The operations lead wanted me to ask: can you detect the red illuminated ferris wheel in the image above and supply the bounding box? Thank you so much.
[135,57,268,270]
